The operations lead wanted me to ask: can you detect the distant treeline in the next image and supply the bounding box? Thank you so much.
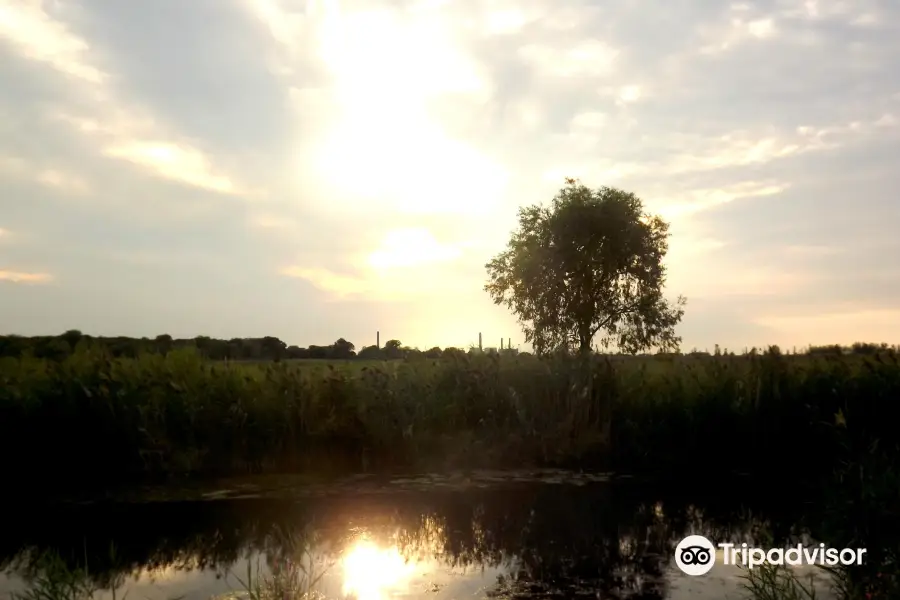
[0,331,486,361]
[0,331,896,361]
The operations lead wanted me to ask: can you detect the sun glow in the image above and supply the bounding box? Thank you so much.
[309,1,507,215]
[341,539,417,600]
[367,228,462,269]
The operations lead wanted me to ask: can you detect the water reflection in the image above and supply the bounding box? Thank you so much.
[341,538,416,600]
[0,474,829,599]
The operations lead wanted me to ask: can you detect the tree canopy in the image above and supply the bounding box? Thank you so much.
[485,178,686,355]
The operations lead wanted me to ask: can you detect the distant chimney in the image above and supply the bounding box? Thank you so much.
[376,331,380,349]
[478,332,482,350]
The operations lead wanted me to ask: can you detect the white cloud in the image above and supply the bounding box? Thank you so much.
[698,9,779,55]
[0,0,105,84]
[281,228,473,300]
[557,111,897,186]
[0,0,250,197]
[617,85,642,104]
[483,9,529,34]
[653,181,789,220]
[570,111,607,130]
[519,40,619,78]
[105,143,239,195]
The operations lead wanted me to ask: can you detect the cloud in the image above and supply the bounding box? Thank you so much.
[518,40,619,78]
[0,155,91,195]
[699,16,779,55]
[0,270,52,284]
[104,142,239,195]
[2,0,900,351]
[652,181,789,220]
[0,0,250,196]
[280,228,473,301]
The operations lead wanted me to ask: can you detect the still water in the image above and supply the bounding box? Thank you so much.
[0,470,835,599]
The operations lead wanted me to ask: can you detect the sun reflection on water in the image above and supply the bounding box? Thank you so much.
[341,538,418,600]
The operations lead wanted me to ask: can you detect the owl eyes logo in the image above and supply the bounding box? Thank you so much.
[680,546,712,565]
[674,535,716,575]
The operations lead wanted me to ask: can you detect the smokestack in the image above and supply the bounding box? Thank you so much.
[478,332,482,351]
[508,337,511,349]
[376,331,380,349]
[501,338,504,350]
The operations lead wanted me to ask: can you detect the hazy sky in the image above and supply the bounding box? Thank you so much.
[1,0,899,351]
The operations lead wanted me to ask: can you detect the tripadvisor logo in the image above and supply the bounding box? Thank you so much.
[674,535,867,576]
[675,535,717,575]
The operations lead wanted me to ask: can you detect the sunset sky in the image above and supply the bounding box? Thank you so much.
[1,0,898,352]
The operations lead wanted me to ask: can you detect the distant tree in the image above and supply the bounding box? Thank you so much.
[285,345,308,359]
[443,347,465,360]
[851,342,889,355]
[154,334,173,354]
[423,346,443,359]
[332,338,356,359]
[61,329,83,349]
[808,344,844,357]
[307,345,328,359]
[485,178,685,356]
[260,336,287,360]
[384,339,403,359]
[227,338,245,359]
[357,345,383,360]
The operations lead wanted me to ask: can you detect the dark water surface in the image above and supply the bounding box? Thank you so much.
[0,470,836,599]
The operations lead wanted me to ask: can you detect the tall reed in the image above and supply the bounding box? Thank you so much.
[1,346,897,490]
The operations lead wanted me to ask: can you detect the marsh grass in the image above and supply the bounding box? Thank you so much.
[6,550,325,600]
[6,546,179,600]
[739,563,820,600]
[224,554,326,600]
[1,346,898,489]
[738,409,899,600]
[7,552,99,600]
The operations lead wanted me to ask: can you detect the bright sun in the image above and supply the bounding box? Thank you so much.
[310,0,507,215]
[341,539,417,600]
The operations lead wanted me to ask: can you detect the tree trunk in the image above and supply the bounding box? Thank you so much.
[577,326,611,459]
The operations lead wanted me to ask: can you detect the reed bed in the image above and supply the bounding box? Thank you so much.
[1,346,898,490]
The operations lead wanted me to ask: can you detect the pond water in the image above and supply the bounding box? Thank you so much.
[0,470,836,599]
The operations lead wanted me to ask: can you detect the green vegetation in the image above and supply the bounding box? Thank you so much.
[2,345,897,487]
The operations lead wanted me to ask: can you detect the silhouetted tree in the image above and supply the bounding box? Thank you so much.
[485,178,685,356]
[384,339,403,359]
[332,338,356,359]
[357,345,383,360]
